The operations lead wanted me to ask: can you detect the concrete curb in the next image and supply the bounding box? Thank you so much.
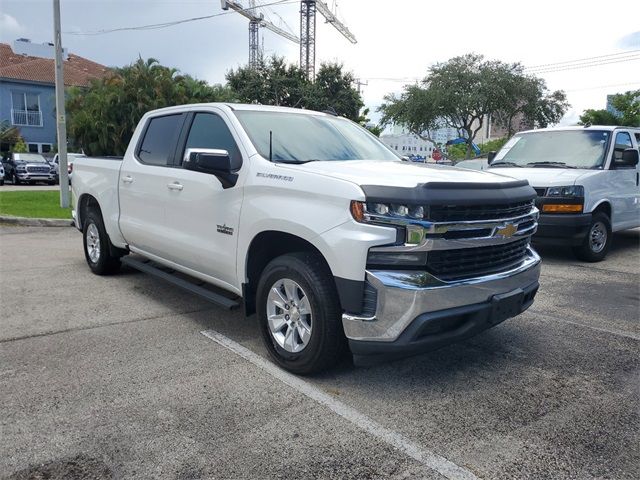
[0,215,73,227]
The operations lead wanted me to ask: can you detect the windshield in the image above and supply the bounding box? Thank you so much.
[235,110,399,163]
[491,130,611,169]
[15,153,48,163]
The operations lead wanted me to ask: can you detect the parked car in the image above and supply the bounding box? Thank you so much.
[1,153,56,185]
[0,163,4,186]
[487,126,640,261]
[52,152,85,184]
[72,103,541,373]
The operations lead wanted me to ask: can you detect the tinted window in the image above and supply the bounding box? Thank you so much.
[138,114,182,166]
[183,113,242,169]
[613,132,633,162]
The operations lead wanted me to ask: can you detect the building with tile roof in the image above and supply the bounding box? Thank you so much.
[1,39,109,154]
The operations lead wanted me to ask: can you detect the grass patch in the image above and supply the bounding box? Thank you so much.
[0,190,72,219]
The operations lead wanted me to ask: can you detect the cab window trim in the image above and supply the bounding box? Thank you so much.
[134,113,186,168]
[176,110,243,170]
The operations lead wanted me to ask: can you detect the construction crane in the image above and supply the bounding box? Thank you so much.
[221,0,299,68]
[300,1,357,79]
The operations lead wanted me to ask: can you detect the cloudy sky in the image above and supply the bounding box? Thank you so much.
[2,0,639,125]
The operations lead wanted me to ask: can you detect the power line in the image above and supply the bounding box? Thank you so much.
[524,49,640,70]
[65,0,297,36]
[527,55,640,74]
[565,81,640,93]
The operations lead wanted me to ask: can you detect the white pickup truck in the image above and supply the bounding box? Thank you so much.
[72,103,541,373]
[488,126,640,261]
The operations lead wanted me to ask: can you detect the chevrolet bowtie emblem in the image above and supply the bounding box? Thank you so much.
[495,223,518,238]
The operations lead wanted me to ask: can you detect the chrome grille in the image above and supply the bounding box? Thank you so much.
[428,200,535,222]
[427,238,530,281]
[26,166,50,174]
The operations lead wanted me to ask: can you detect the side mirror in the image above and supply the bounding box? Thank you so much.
[618,148,639,168]
[183,148,238,188]
[487,151,497,164]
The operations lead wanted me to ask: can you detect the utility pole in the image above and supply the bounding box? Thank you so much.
[53,0,69,207]
[355,78,368,95]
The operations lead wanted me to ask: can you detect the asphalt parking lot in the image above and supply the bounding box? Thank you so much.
[1,226,638,479]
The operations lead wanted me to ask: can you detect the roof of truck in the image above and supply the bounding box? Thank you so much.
[146,103,337,117]
[518,125,639,134]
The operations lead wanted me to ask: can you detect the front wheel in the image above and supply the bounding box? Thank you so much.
[83,210,121,275]
[12,172,20,185]
[572,212,612,262]
[256,252,346,374]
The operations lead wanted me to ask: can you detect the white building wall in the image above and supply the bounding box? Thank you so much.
[380,133,435,158]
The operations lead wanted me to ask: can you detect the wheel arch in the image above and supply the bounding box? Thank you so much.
[591,200,612,220]
[77,193,102,230]
[243,230,350,317]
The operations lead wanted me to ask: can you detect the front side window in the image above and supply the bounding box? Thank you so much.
[234,110,399,163]
[183,113,242,169]
[492,130,611,169]
[138,114,183,166]
[612,132,633,164]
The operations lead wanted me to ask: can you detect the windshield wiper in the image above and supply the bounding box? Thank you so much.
[276,159,317,164]
[525,161,577,169]
[490,161,522,167]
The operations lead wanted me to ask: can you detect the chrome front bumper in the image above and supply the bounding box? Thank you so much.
[342,247,541,342]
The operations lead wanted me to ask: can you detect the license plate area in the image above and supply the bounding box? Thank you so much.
[490,288,524,324]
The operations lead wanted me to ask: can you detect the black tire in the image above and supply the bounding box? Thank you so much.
[256,252,346,375]
[83,209,121,275]
[572,212,612,262]
[12,172,20,185]
[0,180,4,186]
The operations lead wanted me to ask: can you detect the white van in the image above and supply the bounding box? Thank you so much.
[488,126,640,262]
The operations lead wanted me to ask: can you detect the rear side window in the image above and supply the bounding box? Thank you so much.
[138,114,183,166]
[183,113,242,169]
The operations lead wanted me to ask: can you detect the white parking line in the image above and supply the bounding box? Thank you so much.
[529,310,640,341]
[201,329,480,480]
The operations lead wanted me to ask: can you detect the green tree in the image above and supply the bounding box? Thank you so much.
[304,62,363,120]
[580,90,640,127]
[578,109,621,126]
[480,137,508,155]
[0,121,23,153]
[379,54,569,159]
[226,56,363,121]
[12,138,28,153]
[66,57,234,156]
[226,56,307,108]
[611,90,640,126]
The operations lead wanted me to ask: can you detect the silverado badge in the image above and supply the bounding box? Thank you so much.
[216,224,234,236]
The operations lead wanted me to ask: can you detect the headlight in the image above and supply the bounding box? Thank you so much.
[546,185,584,197]
[542,185,584,213]
[16,166,26,172]
[350,201,426,223]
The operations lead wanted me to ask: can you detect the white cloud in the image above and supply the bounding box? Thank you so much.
[0,12,24,40]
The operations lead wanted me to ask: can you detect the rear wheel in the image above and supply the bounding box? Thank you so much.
[572,212,611,262]
[83,209,121,275]
[256,252,346,374]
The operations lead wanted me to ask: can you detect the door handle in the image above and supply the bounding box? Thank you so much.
[167,182,183,191]
[121,175,133,184]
